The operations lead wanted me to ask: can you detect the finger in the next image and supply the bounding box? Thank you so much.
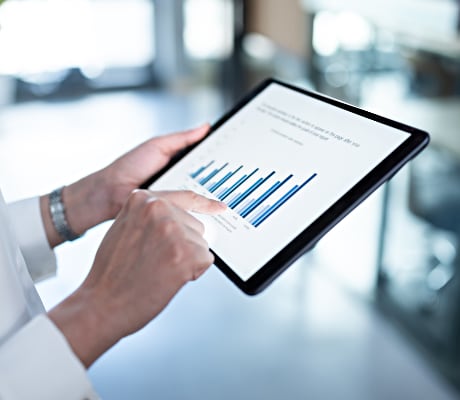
[183,223,210,247]
[172,207,207,236]
[150,190,227,215]
[121,189,152,216]
[153,124,210,157]
[144,194,207,235]
[181,239,214,282]
[192,251,215,281]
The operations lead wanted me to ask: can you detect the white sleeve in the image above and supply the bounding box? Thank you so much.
[0,314,99,400]
[7,197,57,282]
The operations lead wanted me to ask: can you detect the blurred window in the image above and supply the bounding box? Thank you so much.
[183,0,234,59]
[313,11,373,57]
[0,0,154,91]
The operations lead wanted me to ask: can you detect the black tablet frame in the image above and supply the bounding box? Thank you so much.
[141,78,430,295]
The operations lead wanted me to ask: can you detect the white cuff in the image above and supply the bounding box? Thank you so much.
[0,314,99,400]
[7,197,57,282]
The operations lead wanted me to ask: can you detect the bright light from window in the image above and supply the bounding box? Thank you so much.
[243,33,276,61]
[313,11,374,57]
[336,12,374,51]
[313,11,339,57]
[184,0,234,59]
[0,0,154,76]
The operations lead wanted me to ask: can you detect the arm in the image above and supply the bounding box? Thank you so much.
[1,124,225,398]
[42,124,226,368]
[48,190,225,367]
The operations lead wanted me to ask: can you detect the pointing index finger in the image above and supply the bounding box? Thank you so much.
[150,190,227,215]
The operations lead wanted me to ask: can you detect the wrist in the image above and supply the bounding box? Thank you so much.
[65,171,113,230]
[40,171,114,248]
[97,165,127,219]
[48,289,120,368]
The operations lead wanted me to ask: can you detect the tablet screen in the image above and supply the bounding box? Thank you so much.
[147,82,411,281]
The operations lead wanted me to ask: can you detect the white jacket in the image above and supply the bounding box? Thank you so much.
[0,190,98,399]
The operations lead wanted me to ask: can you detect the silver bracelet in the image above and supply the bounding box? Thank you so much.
[49,186,82,242]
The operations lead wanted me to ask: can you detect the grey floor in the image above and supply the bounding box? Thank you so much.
[0,88,458,400]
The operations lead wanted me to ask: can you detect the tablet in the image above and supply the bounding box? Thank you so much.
[142,79,429,295]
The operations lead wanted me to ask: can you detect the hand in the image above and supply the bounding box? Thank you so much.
[41,124,211,247]
[103,123,211,217]
[48,190,225,368]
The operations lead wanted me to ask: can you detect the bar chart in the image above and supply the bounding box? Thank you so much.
[190,161,317,227]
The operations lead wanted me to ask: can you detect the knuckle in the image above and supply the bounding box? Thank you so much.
[195,219,205,234]
[190,254,214,281]
[201,251,214,271]
[186,245,214,281]
[172,242,196,281]
[169,241,186,266]
[127,189,148,208]
[145,197,170,218]
[171,246,184,261]
[206,250,215,265]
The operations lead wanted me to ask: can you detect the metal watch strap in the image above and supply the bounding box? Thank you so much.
[49,186,82,241]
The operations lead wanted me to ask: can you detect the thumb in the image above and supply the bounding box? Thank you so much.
[154,124,211,157]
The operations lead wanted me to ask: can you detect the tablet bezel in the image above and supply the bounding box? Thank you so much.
[142,78,430,295]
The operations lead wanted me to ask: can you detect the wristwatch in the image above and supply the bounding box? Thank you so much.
[49,186,82,241]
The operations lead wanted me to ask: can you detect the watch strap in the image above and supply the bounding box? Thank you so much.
[49,186,82,242]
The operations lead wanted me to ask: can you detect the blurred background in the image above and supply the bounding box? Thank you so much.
[1,0,460,398]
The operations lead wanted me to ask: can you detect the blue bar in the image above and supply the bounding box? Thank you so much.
[228,178,263,208]
[209,165,243,193]
[191,160,214,179]
[206,180,218,190]
[191,166,206,179]
[199,169,218,185]
[217,186,229,198]
[218,168,259,201]
[250,204,271,224]
[208,174,230,191]
[240,196,266,216]
[253,173,317,227]
[226,192,242,205]
[253,186,298,227]
[237,198,255,214]
[229,171,276,209]
[297,173,317,190]
[219,177,246,200]
[199,163,228,185]
[241,174,293,218]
